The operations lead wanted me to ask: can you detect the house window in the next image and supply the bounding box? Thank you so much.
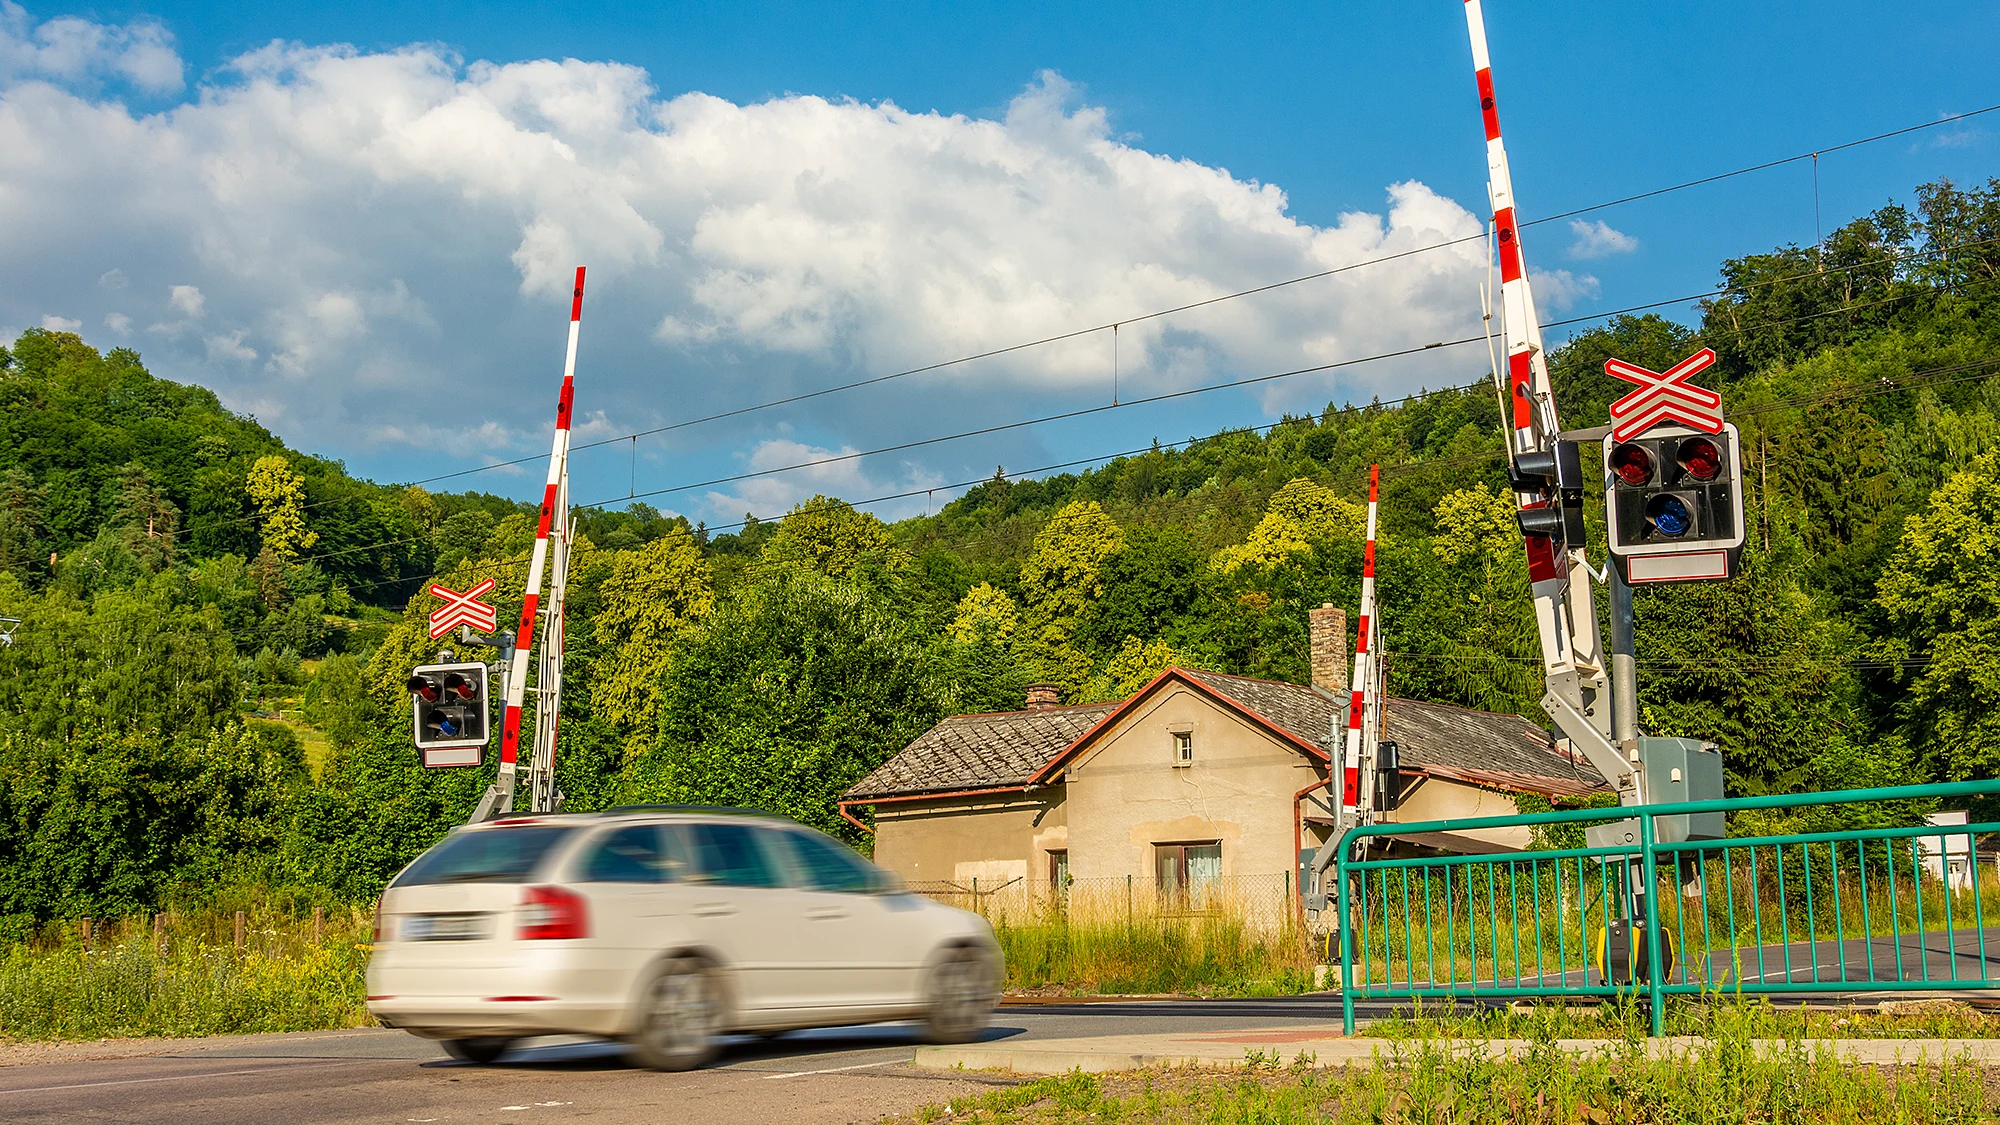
[1155,842,1222,902]
[1171,730,1193,767]
[1047,849,1069,889]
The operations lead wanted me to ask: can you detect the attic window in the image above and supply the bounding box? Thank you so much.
[1172,730,1193,767]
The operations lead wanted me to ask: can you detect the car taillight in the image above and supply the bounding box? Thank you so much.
[518,885,588,940]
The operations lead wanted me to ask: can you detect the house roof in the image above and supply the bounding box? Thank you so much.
[841,702,1118,801]
[842,666,1606,804]
[1382,696,1607,799]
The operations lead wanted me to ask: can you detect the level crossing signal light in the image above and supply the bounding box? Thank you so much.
[407,660,490,768]
[1507,439,1588,550]
[1603,423,1746,584]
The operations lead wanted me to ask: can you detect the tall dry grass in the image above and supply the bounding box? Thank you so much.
[0,906,372,1041]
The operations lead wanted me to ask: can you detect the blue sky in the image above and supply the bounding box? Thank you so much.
[4,1,1995,523]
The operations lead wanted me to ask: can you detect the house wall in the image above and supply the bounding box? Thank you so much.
[1062,683,1323,886]
[1386,776,1530,852]
[868,792,1066,887]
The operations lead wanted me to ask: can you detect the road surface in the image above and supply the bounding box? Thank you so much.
[0,998,1356,1125]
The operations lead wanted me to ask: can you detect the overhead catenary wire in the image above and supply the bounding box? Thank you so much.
[273,261,2000,580]
[166,97,2000,535]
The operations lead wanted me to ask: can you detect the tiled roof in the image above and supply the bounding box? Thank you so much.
[843,667,1606,803]
[841,703,1118,801]
[1182,669,1342,752]
[1382,696,1608,798]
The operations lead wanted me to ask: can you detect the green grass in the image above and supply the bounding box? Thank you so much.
[994,914,1316,997]
[1362,995,2000,1042]
[0,908,372,1041]
[904,1029,1995,1124]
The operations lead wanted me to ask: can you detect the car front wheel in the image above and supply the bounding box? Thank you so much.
[626,957,721,1071]
[921,945,996,1044]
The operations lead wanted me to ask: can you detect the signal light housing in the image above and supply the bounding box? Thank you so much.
[408,660,491,768]
[1604,423,1745,584]
[1507,439,1587,549]
[1608,443,1655,487]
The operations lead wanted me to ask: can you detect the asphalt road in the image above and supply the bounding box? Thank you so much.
[0,998,1356,1125]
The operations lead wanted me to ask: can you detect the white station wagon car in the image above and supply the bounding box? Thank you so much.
[366,807,1001,1070]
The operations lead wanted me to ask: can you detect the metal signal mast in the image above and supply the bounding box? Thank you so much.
[472,266,586,821]
[1462,0,1631,802]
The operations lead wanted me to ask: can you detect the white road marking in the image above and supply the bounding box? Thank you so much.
[756,1059,901,1080]
[0,1062,342,1095]
[500,1101,573,1110]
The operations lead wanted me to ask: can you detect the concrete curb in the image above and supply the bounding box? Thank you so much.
[916,1031,2000,1075]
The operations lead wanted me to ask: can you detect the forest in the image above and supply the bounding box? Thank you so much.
[0,177,1996,928]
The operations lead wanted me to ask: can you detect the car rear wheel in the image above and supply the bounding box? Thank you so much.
[626,957,721,1071]
[441,1037,515,1064]
[921,946,995,1044]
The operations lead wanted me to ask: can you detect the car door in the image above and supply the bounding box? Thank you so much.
[678,820,808,1016]
[768,826,932,1011]
[568,823,672,1008]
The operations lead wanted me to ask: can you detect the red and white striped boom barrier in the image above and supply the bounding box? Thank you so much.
[1464,0,1622,796]
[1341,464,1381,822]
[475,266,585,821]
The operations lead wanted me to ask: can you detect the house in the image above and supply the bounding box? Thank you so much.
[1917,810,1978,891]
[840,605,1607,899]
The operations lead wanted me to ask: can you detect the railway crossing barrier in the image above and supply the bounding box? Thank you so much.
[1333,780,2000,1035]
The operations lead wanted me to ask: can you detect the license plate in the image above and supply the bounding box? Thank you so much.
[403,913,491,941]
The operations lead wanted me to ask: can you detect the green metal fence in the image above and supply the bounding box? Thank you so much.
[1335,780,2000,1035]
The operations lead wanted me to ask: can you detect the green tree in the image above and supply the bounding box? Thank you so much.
[591,533,715,736]
[761,495,896,578]
[1875,452,2000,781]
[246,456,317,563]
[1017,500,1124,697]
[620,570,955,842]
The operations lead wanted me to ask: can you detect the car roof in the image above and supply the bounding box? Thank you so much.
[461,805,792,831]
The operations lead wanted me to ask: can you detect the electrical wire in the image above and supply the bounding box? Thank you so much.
[167,98,2000,530]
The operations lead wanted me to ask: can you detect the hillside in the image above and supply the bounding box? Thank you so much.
[0,176,1995,922]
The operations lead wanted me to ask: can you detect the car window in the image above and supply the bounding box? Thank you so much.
[393,825,575,886]
[579,824,670,883]
[687,822,786,888]
[778,829,880,894]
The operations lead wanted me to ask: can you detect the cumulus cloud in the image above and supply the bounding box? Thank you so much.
[0,19,1498,493]
[0,2,183,94]
[1567,219,1638,260]
[700,439,947,524]
[1530,268,1601,311]
[40,313,78,331]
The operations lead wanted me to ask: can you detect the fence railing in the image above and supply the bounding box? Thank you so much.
[906,872,1300,934]
[1334,780,2000,1035]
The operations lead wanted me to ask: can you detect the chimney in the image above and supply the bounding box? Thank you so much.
[1025,683,1061,710]
[1309,603,1348,694]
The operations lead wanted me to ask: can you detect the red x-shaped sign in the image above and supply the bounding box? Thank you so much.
[427,578,498,640]
[1605,348,1724,442]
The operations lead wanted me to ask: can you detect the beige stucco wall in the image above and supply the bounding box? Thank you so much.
[1386,775,1530,852]
[1062,683,1324,883]
[869,792,1066,885]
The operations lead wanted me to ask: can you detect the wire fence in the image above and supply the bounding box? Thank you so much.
[1333,780,2000,1036]
[905,872,1302,935]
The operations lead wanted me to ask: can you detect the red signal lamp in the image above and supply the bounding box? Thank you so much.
[442,672,476,700]
[1608,443,1654,487]
[406,675,441,702]
[1678,437,1721,482]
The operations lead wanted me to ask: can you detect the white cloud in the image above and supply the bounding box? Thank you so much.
[1567,219,1638,260]
[40,313,78,330]
[169,284,205,317]
[0,24,1493,487]
[0,2,183,94]
[701,438,946,524]
[104,311,129,334]
[1530,268,1600,312]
